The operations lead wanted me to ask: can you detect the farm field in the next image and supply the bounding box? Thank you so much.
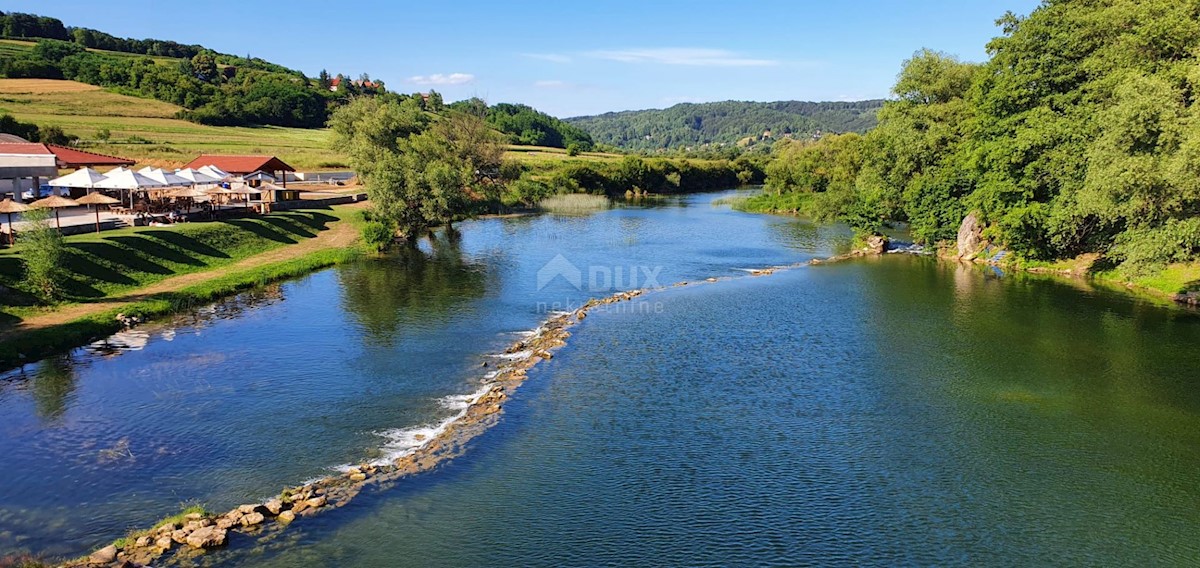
[0,79,622,171]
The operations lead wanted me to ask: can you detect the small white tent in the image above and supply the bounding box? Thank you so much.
[174,168,221,185]
[137,167,191,187]
[198,165,231,181]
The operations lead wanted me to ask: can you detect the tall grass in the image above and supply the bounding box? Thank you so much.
[537,193,611,215]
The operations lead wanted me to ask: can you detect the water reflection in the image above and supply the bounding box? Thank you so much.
[30,355,76,422]
[338,229,489,346]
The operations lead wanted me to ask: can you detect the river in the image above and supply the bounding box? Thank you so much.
[1,191,1198,566]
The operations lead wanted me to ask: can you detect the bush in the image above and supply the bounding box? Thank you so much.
[361,220,395,251]
[19,208,67,303]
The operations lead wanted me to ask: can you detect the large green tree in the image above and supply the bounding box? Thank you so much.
[330,97,508,240]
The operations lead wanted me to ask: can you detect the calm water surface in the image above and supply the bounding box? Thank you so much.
[2,192,1199,566]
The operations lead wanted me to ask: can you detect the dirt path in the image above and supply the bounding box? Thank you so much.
[2,202,367,339]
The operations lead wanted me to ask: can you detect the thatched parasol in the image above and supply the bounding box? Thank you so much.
[29,195,81,230]
[0,198,30,244]
[76,192,120,234]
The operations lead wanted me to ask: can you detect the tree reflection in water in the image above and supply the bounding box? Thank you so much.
[31,354,77,422]
[337,228,489,346]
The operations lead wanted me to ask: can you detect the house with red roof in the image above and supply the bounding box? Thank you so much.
[183,155,296,186]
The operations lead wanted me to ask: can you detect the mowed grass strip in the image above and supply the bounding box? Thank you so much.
[0,208,351,324]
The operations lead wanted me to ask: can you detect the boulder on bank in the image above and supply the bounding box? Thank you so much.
[89,545,118,564]
[866,234,889,254]
[957,212,984,259]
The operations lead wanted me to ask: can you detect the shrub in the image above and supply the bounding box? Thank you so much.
[361,220,395,251]
[19,208,67,303]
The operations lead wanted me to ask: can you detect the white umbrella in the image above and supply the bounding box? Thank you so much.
[96,167,167,208]
[95,167,166,190]
[137,167,191,187]
[174,168,220,185]
[198,165,231,181]
[48,167,108,189]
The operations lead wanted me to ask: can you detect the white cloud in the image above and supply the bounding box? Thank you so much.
[523,53,572,64]
[586,48,778,67]
[408,73,475,86]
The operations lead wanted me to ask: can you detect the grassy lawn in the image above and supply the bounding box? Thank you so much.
[0,208,356,325]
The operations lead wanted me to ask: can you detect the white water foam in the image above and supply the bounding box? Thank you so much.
[491,350,532,360]
[333,383,494,471]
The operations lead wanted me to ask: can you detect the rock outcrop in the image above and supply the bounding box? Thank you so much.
[956,212,984,259]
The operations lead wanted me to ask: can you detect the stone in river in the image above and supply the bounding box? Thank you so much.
[89,544,118,564]
[305,495,327,509]
[276,510,296,524]
[170,529,189,544]
[185,525,227,549]
[154,536,172,551]
[134,536,151,548]
[240,512,265,527]
[264,499,283,515]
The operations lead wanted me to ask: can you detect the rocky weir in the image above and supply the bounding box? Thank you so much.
[54,243,900,568]
[59,289,649,567]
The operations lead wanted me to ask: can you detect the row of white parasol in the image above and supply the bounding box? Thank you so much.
[48,165,232,192]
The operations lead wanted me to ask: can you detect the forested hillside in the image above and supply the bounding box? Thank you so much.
[0,11,382,128]
[567,100,883,151]
[449,99,594,151]
[749,0,1200,279]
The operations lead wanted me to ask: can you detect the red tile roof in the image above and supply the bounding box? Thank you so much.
[0,143,54,155]
[46,144,135,168]
[0,143,134,168]
[183,155,296,174]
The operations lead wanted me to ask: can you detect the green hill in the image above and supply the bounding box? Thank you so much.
[0,11,385,129]
[566,99,884,151]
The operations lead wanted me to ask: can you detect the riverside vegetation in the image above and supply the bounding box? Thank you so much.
[740,0,1200,298]
[329,95,765,245]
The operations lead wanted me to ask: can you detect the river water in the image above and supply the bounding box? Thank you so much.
[2,192,1199,566]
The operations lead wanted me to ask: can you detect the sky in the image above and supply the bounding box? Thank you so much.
[6,0,1043,117]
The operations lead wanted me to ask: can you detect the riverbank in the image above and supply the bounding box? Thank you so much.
[734,195,1200,307]
[0,202,369,370]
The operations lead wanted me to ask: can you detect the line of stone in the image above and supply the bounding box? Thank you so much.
[62,249,887,568]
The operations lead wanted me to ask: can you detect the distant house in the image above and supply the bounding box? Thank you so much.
[183,155,296,187]
[330,77,378,92]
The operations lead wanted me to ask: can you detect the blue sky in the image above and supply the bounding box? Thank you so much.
[8,0,1042,117]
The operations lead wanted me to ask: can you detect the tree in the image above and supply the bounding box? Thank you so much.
[331,97,508,240]
[426,90,444,111]
[318,69,331,90]
[20,207,68,303]
[190,51,218,82]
